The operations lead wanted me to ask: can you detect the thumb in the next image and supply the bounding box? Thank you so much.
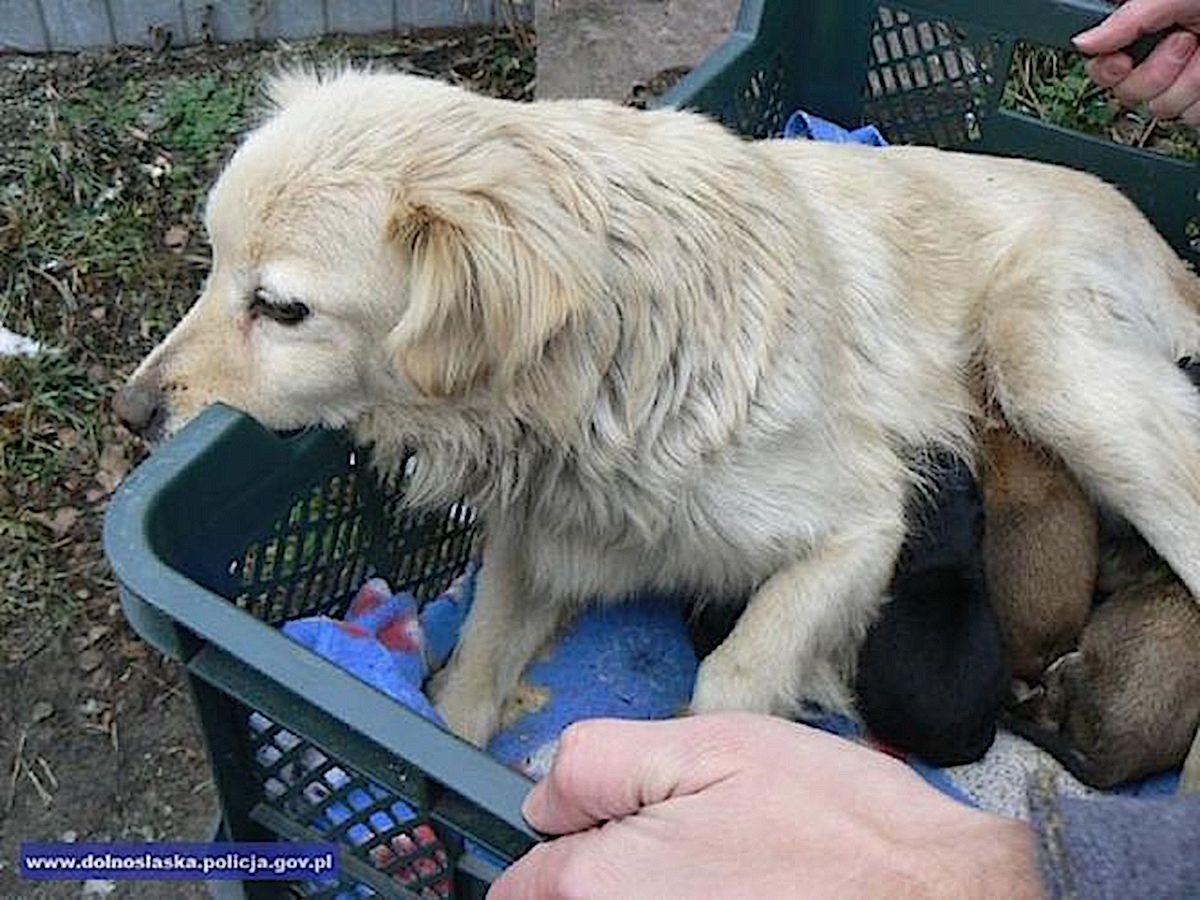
[1074,0,1186,54]
[521,715,746,835]
[486,830,606,900]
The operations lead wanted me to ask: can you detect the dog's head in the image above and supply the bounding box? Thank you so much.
[115,70,600,441]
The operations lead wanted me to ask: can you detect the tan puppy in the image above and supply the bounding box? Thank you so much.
[1007,576,1200,789]
[113,71,1200,755]
[980,423,1097,684]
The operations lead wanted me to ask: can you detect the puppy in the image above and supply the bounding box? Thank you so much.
[979,423,1097,684]
[113,70,1200,748]
[854,454,1007,766]
[1006,575,1200,788]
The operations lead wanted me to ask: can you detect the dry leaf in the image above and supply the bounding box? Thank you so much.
[163,225,189,251]
[49,507,78,536]
[82,624,110,648]
[56,427,81,449]
[89,306,107,322]
[27,507,79,538]
[30,701,54,724]
[79,698,104,716]
[95,443,130,494]
[82,878,116,897]
[78,648,104,673]
[87,669,112,692]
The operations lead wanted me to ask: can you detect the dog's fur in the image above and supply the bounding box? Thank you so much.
[854,454,1007,766]
[1006,575,1200,788]
[117,71,1200,766]
[1097,359,1200,599]
[980,423,1097,683]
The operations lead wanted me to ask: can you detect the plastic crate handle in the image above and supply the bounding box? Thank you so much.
[908,0,1168,54]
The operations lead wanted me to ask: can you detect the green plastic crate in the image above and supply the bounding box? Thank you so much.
[104,2,1199,897]
[661,0,1199,265]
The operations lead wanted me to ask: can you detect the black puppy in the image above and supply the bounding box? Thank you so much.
[853,453,1007,766]
[688,453,1007,766]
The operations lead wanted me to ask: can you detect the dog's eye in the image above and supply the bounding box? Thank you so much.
[251,288,310,326]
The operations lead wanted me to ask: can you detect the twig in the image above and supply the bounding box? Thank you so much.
[1137,117,1158,148]
[1014,52,1046,120]
[5,728,27,814]
[37,756,58,790]
[152,682,184,706]
[27,264,77,309]
[25,764,53,807]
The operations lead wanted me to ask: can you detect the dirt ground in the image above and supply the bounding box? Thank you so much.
[0,29,533,898]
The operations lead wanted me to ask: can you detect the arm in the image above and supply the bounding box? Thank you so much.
[1029,774,1200,899]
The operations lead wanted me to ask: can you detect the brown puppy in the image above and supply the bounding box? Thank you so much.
[980,424,1097,684]
[1007,575,1200,789]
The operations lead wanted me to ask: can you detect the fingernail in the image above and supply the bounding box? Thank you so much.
[1072,26,1098,49]
[520,787,542,824]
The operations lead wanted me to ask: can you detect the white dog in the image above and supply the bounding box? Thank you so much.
[115,71,1200,788]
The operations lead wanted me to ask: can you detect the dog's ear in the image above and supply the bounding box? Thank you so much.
[386,187,588,398]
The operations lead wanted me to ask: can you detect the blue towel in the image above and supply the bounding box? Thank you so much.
[283,577,442,723]
[282,568,700,779]
[783,109,887,146]
[486,597,698,776]
[276,567,700,891]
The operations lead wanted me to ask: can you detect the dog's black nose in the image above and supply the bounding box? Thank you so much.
[113,382,164,438]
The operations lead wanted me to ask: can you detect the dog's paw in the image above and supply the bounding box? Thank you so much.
[689,651,778,716]
[432,667,502,748]
[425,665,453,704]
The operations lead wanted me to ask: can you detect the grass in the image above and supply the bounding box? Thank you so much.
[0,52,263,659]
[0,30,534,663]
[1003,43,1200,160]
[1,354,101,481]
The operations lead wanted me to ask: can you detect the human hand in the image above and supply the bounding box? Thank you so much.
[489,713,1043,899]
[1073,0,1200,123]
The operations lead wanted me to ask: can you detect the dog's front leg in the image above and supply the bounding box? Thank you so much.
[432,531,564,747]
[691,514,905,718]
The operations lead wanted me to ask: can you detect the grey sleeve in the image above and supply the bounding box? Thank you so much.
[1028,775,1200,899]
